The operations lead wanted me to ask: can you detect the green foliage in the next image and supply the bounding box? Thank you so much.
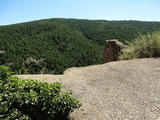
[0,66,82,120]
[119,32,160,60]
[0,65,12,81]
[1,18,160,74]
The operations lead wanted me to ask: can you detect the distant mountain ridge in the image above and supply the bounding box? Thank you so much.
[0,18,160,74]
[33,18,160,44]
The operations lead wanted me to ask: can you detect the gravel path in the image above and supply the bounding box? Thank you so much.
[18,58,160,120]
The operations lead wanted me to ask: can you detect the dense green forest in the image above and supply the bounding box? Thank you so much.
[0,18,160,74]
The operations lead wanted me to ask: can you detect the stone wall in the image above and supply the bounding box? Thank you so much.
[102,39,127,63]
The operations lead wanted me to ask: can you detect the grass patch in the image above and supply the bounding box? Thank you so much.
[119,32,160,60]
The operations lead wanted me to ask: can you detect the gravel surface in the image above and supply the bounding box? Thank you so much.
[18,58,160,120]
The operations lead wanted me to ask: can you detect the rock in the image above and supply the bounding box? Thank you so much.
[102,39,128,63]
[18,58,160,120]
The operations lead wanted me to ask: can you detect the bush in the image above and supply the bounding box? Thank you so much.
[119,32,160,60]
[0,66,81,120]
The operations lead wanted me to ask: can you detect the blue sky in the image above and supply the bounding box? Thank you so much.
[0,0,159,25]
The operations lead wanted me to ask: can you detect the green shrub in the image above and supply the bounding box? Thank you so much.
[0,66,81,120]
[119,31,160,60]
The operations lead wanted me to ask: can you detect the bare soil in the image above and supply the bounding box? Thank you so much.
[18,58,160,120]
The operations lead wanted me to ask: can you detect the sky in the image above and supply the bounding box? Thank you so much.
[0,0,160,25]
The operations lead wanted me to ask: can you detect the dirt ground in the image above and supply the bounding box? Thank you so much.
[18,58,160,120]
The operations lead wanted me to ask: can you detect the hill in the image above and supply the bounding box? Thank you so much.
[0,18,160,74]
[18,58,160,120]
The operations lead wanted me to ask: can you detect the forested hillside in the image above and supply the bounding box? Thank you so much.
[0,18,160,74]
[47,19,160,44]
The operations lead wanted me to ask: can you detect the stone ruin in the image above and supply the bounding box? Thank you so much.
[102,39,127,63]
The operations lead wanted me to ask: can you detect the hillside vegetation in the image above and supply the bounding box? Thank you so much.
[0,18,160,74]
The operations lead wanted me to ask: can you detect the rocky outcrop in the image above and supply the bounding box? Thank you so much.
[18,58,160,120]
[102,39,127,63]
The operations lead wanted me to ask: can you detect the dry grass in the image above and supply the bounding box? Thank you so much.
[119,31,160,60]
